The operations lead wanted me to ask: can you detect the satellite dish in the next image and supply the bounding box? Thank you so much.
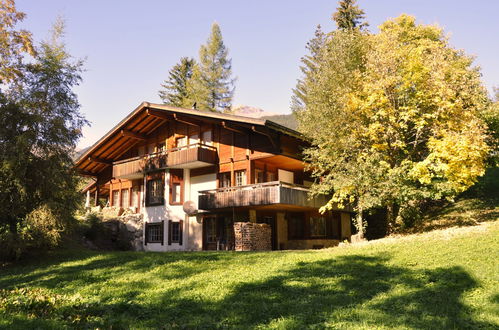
[183,201,198,216]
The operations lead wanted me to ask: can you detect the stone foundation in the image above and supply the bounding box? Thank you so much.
[100,213,144,251]
[234,222,271,251]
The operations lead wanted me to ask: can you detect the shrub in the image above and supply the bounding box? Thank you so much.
[0,205,62,261]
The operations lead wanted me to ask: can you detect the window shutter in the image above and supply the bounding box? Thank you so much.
[168,220,172,245]
[179,220,183,246]
[144,222,149,245]
[161,220,165,245]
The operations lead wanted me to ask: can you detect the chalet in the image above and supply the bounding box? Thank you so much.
[75,102,353,251]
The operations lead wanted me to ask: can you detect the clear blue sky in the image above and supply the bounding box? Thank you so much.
[16,0,499,148]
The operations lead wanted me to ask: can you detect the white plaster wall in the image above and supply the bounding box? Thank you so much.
[142,169,189,252]
[188,173,216,250]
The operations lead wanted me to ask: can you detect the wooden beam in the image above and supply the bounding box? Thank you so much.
[121,129,147,141]
[147,108,171,120]
[78,170,98,177]
[88,156,112,165]
[174,113,200,127]
[222,121,247,134]
[252,126,277,149]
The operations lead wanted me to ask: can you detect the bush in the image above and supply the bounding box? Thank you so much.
[83,212,104,241]
[0,205,61,262]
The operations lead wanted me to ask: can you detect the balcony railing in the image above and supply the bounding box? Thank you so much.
[198,181,329,210]
[112,143,217,179]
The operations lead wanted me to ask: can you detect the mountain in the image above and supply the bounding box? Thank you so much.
[231,105,298,131]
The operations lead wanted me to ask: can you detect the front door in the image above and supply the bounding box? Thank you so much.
[203,216,234,250]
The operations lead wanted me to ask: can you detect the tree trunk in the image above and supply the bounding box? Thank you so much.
[386,202,399,234]
[355,209,364,239]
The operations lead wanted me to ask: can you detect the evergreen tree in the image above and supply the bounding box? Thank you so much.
[158,57,196,107]
[191,23,235,112]
[332,0,368,31]
[291,25,326,113]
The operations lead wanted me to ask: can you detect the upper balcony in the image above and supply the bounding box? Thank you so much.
[198,181,329,211]
[112,143,217,179]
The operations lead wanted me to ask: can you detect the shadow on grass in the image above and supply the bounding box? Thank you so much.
[1,252,496,328]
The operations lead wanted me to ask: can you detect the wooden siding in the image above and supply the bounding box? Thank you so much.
[112,144,217,178]
[198,181,328,210]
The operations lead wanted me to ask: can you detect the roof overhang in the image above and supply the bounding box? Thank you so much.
[74,102,307,177]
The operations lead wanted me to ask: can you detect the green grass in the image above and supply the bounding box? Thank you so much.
[1,222,498,329]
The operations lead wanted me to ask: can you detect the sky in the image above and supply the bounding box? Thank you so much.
[15,0,499,149]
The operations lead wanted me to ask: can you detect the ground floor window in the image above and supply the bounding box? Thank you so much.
[288,213,305,239]
[309,216,326,237]
[112,190,119,207]
[145,221,164,244]
[168,220,183,245]
[120,188,129,208]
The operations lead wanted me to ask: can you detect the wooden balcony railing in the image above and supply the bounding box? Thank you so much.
[112,143,217,178]
[198,181,328,210]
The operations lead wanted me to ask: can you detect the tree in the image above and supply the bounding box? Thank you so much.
[298,15,490,236]
[292,0,368,113]
[158,57,196,107]
[332,0,368,31]
[0,19,87,260]
[291,25,326,113]
[0,0,35,84]
[190,23,235,112]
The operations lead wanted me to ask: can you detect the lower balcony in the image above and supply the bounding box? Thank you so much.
[112,144,217,179]
[198,181,329,210]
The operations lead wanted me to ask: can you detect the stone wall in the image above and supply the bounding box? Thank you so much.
[119,213,144,251]
[100,213,144,251]
[234,222,271,251]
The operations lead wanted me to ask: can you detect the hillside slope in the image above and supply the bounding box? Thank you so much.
[1,221,498,329]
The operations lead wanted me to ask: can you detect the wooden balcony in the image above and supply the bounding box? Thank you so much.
[112,144,217,179]
[198,181,329,210]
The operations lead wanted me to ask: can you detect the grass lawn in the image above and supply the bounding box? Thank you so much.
[1,222,498,329]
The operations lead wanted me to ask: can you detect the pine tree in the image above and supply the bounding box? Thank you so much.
[191,23,235,112]
[158,57,195,107]
[291,25,326,113]
[332,0,368,31]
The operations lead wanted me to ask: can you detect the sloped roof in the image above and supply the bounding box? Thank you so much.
[74,102,305,176]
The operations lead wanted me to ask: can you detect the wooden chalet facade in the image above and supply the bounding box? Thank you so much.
[75,102,353,251]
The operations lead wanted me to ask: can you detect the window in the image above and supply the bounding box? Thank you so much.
[309,217,327,237]
[145,222,163,244]
[112,190,119,207]
[176,136,187,149]
[288,213,305,239]
[255,169,264,183]
[171,183,181,203]
[267,172,276,182]
[171,222,180,242]
[235,170,246,186]
[169,169,183,205]
[219,172,231,188]
[131,186,140,208]
[146,178,164,206]
[120,189,129,208]
[202,130,213,145]
[189,133,199,147]
[205,217,217,243]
